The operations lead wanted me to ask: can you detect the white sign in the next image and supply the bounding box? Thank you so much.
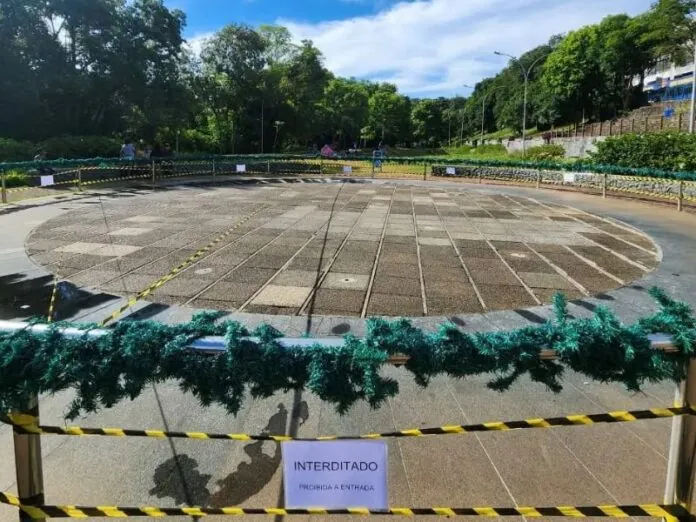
[446,167,456,175]
[343,165,353,174]
[283,441,388,509]
[40,175,55,187]
[563,173,576,183]
[236,164,246,173]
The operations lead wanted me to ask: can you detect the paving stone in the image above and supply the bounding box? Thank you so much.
[197,282,260,303]
[69,270,124,287]
[321,273,370,290]
[376,262,420,279]
[108,227,153,236]
[424,280,477,297]
[427,295,484,315]
[224,267,278,285]
[518,272,576,289]
[151,277,215,297]
[273,270,321,287]
[59,254,115,270]
[309,289,365,314]
[379,251,419,265]
[251,285,313,307]
[457,248,499,259]
[372,277,422,296]
[367,293,424,317]
[468,268,522,286]
[418,237,451,246]
[532,288,585,303]
[101,274,161,294]
[476,284,537,310]
[54,242,112,254]
[330,258,374,274]
[244,254,291,270]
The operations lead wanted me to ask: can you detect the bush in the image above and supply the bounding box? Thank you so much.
[3,169,30,188]
[591,132,696,171]
[0,138,35,162]
[471,144,507,156]
[524,144,566,161]
[37,135,121,159]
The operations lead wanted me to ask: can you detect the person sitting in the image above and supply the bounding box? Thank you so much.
[120,139,136,160]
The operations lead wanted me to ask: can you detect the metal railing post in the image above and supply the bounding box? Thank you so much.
[76,168,83,192]
[678,180,685,212]
[319,156,324,175]
[1,169,7,204]
[212,159,216,183]
[151,160,156,191]
[665,358,696,516]
[267,160,271,174]
[423,163,427,181]
[536,170,541,189]
[13,394,45,522]
[603,173,608,198]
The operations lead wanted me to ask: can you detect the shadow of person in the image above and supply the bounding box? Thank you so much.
[209,402,306,507]
[149,454,212,505]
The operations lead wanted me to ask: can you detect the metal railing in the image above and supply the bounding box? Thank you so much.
[0,320,695,520]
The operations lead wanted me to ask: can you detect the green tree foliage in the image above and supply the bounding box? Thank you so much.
[2,0,696,156]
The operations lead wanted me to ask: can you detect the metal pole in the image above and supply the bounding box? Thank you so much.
[667,358,696,515]
[267,160,271,174]
[151,160,156,191]
[522,75,528,157]
[13,394,45,522]
[212,159,216,184]
[481,96,486,143]
[536,170,541,189]
[1,169,7,204]
[75,168,82,192]
[690,42,696,134]
[603,172,608,198]
[678,180,685,212]
[423,163,427,181]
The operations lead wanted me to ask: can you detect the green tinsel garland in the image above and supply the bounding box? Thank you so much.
[1,289,695,420]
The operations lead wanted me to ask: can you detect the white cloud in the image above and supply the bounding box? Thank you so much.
[280,0,653,97]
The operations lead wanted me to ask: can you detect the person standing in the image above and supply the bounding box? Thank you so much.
[120,139,136,160]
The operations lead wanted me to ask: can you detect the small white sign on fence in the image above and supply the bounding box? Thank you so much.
[40,175,55,187]
[236,164,246,173]
[283,440,388,509]
[343,166,353,174]
[446,167,456,175]
[563,173,576,183]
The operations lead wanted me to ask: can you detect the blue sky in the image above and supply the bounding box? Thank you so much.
[171,0,655,97]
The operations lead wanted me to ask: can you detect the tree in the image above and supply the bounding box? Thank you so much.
[200,24,267,152]
[258,25,298,65]
[367,84,411,145]
[320,78,370,148]
[641,0,696,64]
[411,98,449,146]
[281,41,329,146]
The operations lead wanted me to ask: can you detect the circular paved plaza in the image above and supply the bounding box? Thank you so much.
[25,179,660,318]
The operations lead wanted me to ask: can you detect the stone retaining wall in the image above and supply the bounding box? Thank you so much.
[432,165,696,203]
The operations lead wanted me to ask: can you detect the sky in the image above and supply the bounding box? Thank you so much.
[169,0,656,98]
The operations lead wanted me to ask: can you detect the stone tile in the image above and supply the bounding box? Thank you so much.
[101,274,160,294]
[124,215,161,223]
[372,277,422,297]
[90,244,143,257]
[197,282,260,303]
[427,295,484,315]
[310,289,365,314]
[224,267,278,285]
[69,270,123,287]
[376,262,420,279]
[321,273,370,290]
[418,237,451,246]
[54,242,110,255]
[151,277,214,297]
[476,284,536,310]
[366,293,424,317]
[251,285,313,307]
[518,272,576,289]
[273,270,321,287]
[108,227,153,236]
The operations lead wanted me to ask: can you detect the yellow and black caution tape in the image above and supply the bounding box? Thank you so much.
[99,205,268,326]
[0,493,690,519]
[5,406,691,442]
[47,277,58,323]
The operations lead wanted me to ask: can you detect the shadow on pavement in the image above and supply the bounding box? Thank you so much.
[148,400,309,507]
[0,273,115,321]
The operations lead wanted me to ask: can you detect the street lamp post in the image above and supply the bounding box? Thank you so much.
[494,51,548,157]
[690,41,696,133]
[464,85,504,145]
[459,85,475,145]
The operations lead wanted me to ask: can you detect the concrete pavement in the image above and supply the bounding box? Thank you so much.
[0,179,693,521]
